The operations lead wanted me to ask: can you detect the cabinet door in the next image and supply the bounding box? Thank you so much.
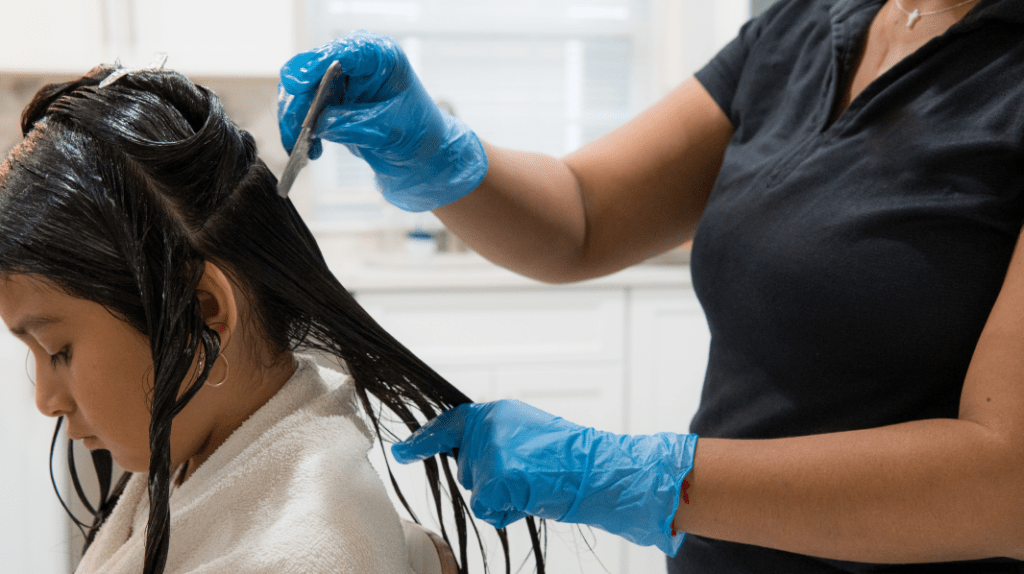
[494,363,624,431]
[627,286,709,435]
[354,288,625,367]
[624,286,711,574]
[356,287,629,573]
[132,0,296,76]
[0,0,296,75]
[494,362,626,573]
[0,0,105,72]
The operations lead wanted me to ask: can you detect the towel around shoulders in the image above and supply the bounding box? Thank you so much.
[75,354,411,574]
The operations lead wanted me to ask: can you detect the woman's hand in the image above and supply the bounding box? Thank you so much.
[391,399,698,556]
[277,30,487,212]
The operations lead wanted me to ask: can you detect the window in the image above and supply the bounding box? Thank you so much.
[303,0,656,229]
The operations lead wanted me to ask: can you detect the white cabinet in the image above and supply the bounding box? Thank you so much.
[626,287,709,437]
[623,287,710,574]
[355,288,626,428]
[353,279,709,574]
[132,0,298,76]
[0,0,107,73]
[0,0,298,76]
[356,286,627,574]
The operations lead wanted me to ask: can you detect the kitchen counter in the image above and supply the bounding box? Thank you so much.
[324,250,694,293]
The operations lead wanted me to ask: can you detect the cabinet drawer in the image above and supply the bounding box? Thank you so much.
[355,289,626,366]
[495,363,625,432]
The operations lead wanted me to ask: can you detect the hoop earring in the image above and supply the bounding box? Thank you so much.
[25,349,34,386]
[205,354,230,388]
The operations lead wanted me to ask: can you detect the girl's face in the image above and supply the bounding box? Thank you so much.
[0,274,207,472]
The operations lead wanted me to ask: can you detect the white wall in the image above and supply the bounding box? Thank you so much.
[0,334,70,573]
[655,0,751,93]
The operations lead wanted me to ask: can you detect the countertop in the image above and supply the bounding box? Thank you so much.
[324,251,694,293]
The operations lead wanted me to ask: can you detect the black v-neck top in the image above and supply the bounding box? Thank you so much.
[679,0,1024,571]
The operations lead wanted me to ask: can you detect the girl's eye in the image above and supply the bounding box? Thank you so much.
[49,345,71,368]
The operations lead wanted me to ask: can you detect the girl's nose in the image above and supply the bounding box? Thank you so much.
[34,367,74,418]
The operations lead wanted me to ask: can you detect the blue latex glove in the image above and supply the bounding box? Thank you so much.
[278,30,487,212]
[391,399,698,556]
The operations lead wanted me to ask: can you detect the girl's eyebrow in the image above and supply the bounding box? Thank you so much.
[10,314,62,337]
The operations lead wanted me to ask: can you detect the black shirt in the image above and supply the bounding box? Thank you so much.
[679,0,1024,572]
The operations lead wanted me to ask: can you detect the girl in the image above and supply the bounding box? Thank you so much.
[0,65,536,574]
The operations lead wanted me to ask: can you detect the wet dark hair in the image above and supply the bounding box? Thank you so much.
[0,67,545,574]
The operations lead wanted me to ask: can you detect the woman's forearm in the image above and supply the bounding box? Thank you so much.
[434,77,734,284]
[675,418,1024,563]
[434,143,592,283]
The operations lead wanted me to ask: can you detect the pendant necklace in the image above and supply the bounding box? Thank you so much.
[892,0,979,28]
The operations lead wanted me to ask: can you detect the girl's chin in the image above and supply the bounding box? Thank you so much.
[90,445,148,474]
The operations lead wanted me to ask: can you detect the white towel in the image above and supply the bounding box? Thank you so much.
[75,355,411,574]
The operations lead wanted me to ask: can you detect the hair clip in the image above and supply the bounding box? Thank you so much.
[98,53,169,89]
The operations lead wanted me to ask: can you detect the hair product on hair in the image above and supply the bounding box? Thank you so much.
[0,66,544,574]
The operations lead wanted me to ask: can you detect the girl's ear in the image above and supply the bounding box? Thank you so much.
[195,262,238,350]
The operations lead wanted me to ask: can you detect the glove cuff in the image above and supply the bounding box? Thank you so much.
[560,431,698,557]
[614,432,696,556]
[655,432,697,557]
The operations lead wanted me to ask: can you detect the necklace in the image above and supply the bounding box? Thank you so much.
[892,0,979,28]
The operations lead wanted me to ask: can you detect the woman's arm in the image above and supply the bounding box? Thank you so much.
[278,34,731,282]
[393,224,1024,563]
[674,227,1024,563]
[434,77,734,284]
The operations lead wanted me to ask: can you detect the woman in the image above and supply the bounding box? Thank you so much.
[0,65,541,573]
[277,0,1024,572]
